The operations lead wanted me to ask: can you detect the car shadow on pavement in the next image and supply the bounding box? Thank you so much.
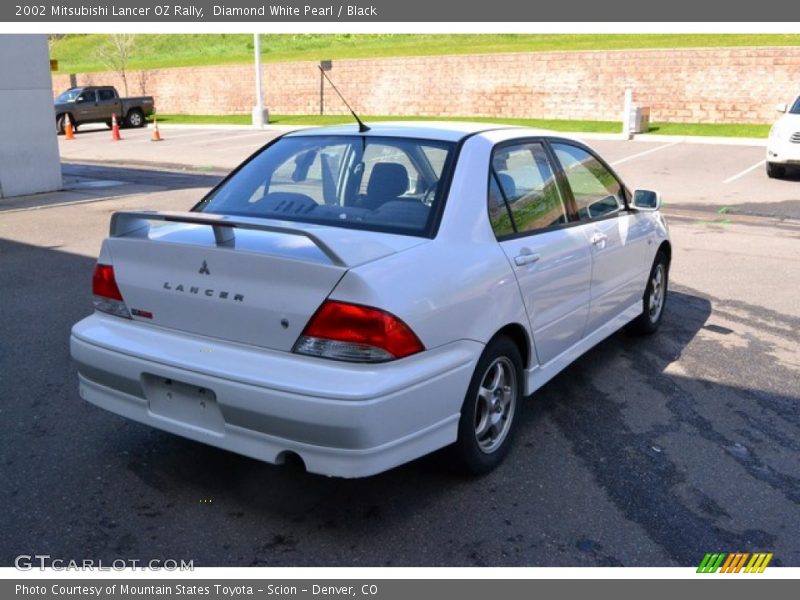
[0,164,224,213]
[62,162,225,190]
[2,239,798,567]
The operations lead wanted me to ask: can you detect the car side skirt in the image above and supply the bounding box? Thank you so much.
[525,300,642,396]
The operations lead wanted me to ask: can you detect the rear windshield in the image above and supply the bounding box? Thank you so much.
[195,135,456,237]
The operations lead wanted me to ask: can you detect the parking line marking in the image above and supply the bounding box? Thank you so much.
[723,159,766,184]
[124,129,225,143]
[177,130,272,147]
[610,142,681,166]
[211,140,272,153]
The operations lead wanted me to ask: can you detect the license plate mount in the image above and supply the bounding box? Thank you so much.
[142,374,224,434]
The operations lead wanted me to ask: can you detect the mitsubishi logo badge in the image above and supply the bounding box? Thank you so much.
[199,260,210,275]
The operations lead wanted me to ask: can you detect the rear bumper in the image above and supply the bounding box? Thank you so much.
[70,314,481,478]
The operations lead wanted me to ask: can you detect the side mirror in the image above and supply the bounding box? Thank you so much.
[76,95,86,103]
[776,103,788,113]
[632,189,661,211]
[587,195,621,218]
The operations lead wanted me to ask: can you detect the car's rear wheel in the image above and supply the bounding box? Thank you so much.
[126,109,145,128]
[627,250,669,335]
[767,162,786,179]
[448,335,523,475]
[56,115,65,135]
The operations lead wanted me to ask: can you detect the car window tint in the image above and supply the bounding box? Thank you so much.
[552,143,624,221]
[97,89,115,101]
[358,145,417,195]
[421,146,449,175]
[198,135,455,237]
[488,174,515,237]
[267,144,349,205]
[79,90,96,102]
[489,142,567,236]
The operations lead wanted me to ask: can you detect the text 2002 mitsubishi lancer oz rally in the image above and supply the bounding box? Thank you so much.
[70,122,671,478]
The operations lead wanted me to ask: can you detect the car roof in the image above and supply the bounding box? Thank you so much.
[285,121,577,143]
[284,121,509,142]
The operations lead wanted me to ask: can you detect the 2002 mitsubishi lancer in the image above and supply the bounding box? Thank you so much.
[70,122,671,478]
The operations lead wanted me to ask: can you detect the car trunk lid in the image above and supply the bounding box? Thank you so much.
[104,211,425,351]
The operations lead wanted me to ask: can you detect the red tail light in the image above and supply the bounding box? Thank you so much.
[92,264,130,318]
[293,300,424,362]
[92,264,123,300]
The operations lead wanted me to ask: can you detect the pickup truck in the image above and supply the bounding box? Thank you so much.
[54,86,155,134]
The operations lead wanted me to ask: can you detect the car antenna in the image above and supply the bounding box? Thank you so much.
[318,66,370,133]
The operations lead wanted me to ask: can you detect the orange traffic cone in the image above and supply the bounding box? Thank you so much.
[150,116,163,142]
[64,114,75,140]
[111,113,121,141]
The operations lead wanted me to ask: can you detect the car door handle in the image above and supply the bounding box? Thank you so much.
[514,253,541,266]
[590,232,608,246]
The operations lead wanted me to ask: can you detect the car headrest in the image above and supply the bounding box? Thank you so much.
[366,163,410,200]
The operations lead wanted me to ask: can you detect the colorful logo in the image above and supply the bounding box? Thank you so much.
[697,552,773,573]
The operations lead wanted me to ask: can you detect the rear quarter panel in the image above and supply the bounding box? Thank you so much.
[330,239,528,354]
[330,132,533,361]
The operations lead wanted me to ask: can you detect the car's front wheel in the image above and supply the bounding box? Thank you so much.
[767,162,786,179]
[449,335,523,475]
[627,250,669,335]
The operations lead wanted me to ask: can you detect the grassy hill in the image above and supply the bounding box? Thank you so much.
[50,34,800,74]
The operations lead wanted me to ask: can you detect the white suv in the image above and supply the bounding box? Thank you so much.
[767,96,800,178]
[70,122,671,478]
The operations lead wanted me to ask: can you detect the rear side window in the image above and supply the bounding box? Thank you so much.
[97,89,116,101]
[196,135,455,237]
[487,142,567,238]
[551,143,624,221]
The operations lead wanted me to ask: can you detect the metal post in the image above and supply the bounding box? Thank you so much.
[622,88,633,139]
[318,60,332,116]
[252,33,265,128]
[320,68,324,115]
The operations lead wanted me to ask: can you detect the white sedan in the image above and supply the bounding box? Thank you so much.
[70,122,671,478]
[767,96,800,178]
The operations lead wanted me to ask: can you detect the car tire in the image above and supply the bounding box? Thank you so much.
[448,335,523,475]
[105,120,113,129]
[627,250,669,336]
[126,109,145,128]
[56,115,65,135]
[766,162,786,179]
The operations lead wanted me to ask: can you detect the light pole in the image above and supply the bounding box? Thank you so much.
[252,33,266,128]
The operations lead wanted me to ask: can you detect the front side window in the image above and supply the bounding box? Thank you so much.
[56,89,80,103]
[196,135,455,237]
[552,143,624,221]
[77,90,96,103]
[487,142,567,237]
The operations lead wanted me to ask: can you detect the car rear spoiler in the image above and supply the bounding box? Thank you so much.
[109,210,348,267]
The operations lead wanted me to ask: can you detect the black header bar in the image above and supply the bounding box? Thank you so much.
[4,0,800,22]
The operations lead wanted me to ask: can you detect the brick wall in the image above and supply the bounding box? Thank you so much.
[51,46,800,124]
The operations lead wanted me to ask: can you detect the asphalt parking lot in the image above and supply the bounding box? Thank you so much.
[1,124,799,567]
